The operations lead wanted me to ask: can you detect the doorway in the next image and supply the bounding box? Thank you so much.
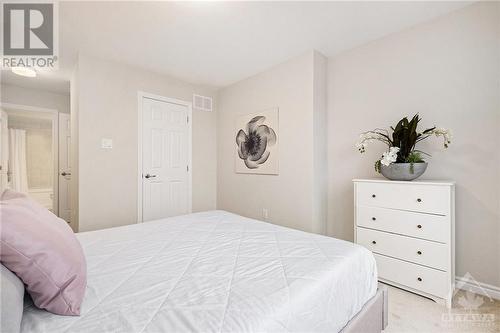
[138,92,192,222]
[0,103,72,225]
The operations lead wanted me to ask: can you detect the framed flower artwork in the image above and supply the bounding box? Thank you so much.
[234,108,279,175]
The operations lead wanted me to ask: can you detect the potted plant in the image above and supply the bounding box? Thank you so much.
[356,114,451,181]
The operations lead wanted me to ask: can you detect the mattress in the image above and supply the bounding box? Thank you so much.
[21,211,377,333]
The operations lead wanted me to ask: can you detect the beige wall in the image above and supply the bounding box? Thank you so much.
[327,2,500,287]
[1,84,70,114]
[74,55,217,232]
[312,52,328,234]
[26,129,53,189]
[217,50,327,233]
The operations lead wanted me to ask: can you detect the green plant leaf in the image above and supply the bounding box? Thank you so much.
[406,151,425,163]
[422,127,436,134]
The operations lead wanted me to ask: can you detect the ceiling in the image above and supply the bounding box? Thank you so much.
[0,1,472,94]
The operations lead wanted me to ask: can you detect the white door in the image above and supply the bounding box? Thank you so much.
[0,110,8,191]
[141,97,191,222]
[58,113,71,223]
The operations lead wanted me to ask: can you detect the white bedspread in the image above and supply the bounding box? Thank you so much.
[21,211,377,333]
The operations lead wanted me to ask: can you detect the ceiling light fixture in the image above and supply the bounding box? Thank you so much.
[11,67,37,78]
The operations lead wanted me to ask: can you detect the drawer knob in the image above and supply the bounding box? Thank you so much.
[372,240,377,245]
[371,217,376,221]
[417,198,422,203]
[417,277,422,282]
[372,194,376,198]
[417,250,422,255]
[417,224,422,229]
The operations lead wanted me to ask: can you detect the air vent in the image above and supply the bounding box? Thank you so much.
[193,94,213,112]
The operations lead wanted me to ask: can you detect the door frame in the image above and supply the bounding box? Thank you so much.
[0,103,59,214]
[137,91,193,223]
[57,112,72,225]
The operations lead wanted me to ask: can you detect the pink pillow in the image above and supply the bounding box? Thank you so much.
[0,190,86,316]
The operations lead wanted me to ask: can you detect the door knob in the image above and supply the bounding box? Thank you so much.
[61,171,71,176]
[144,174,157,179]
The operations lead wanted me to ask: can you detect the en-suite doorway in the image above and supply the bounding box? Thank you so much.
[0,103,72,224]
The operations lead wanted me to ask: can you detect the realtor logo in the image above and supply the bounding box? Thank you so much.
[1,2,58,69]
[454,273,494,310]
[442,273,496,329]
[3,3,53,55]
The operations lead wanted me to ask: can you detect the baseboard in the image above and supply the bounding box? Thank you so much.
[455,276,500,301]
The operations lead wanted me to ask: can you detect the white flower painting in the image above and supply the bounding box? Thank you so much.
[235,108,279,175]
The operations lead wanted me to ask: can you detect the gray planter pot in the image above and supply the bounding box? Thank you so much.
[380,162,428,181]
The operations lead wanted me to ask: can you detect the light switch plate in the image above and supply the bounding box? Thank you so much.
[101,138,113,149]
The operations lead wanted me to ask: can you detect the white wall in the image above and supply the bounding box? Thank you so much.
[217,50,327,233]
[312,52,328,234]
[0,84,70,114]
[327,2,500,287]
[74,55,217,232]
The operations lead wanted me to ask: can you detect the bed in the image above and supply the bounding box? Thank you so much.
[20,210,387,332]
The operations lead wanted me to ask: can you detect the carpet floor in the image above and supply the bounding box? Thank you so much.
[383,284,500,333]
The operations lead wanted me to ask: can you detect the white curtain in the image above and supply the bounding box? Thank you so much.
[8,129,29,193]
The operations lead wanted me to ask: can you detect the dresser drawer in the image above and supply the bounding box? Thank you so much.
[357,227,448,270]
[356,206,449,243]
[356,182,450,215]
[374,253,449,298]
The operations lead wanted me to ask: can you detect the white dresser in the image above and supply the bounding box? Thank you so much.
[353,179,455,308]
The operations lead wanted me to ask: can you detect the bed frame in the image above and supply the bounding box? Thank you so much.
[341,284,388,333]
